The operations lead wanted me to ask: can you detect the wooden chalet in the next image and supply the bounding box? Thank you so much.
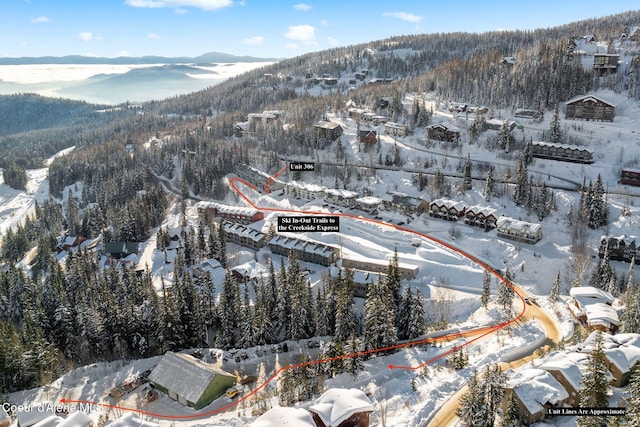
[347,108,368,120]
[582,332,640,387]
[530,141,594,164]
[565,95,615,122]
[426,123,460,143]
[324,188,359,208]
[56,234,88,252]
[358,129,377,145]
[485,119,516,131]
[464,205,498,230]
[593,54,620,74]
[429,198,467,221]
[381,191,428,215]
[620,168,640,187]
[568,287,618,334]
[314,120,343,141]
[538,352,591,407]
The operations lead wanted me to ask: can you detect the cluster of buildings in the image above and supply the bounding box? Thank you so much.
[530,141,594,164]
[427,199,542,243]
[252,388,374,427]
[568,286,619,334]
[598,235,640,263]
[504,331,640,425]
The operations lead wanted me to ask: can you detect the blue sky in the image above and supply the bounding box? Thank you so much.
[1,0,637,59]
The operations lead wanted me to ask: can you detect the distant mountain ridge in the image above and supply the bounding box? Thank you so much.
[0,51,280,65]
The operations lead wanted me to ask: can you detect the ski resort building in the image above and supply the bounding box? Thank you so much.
[485,119,516,131]
[384,122,410,137]
[148,351,236,410]
[464,205,498,230]
[502,368,568,426]
[565,95,615,122]
[381,192,428,215]
[568,286,618,334]
[581,332,640,387]
[514,108,541,119]
[426,123,460,142]
[349,269,385,298]
[313,120,343,142]
[285,181,326,200]
[268,235,339,266]
[496,216,542,244]
[224,223,266,250]
[235,164,285,193]
[593,53,620,74]
[355,196,382,213]
[598,235,640,263]
[429,199,468,222]
[530,141,594,163]
[196,201,264,224]
[538,352,591,407]
[341,256,419,280]
[620,168,640,187]
[308,388,374,427]
[357,129,377,145]
[324,188,359,208]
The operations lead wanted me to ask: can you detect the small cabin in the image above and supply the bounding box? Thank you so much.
[427,123,460,143]
[593,54,620,74]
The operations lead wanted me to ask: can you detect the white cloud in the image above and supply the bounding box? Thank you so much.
[382,11,423,23]
[78,32,95,42]
[147,33,163,39]
[78,32,103,42]
[293,3,312,11]
[124,0,232,10]
[285,24,316,43]
[31,16,52,24]
[243,36,264,45]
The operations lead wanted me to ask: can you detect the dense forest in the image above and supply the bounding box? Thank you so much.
[1,10,640,394]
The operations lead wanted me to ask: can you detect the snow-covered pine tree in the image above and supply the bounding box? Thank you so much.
[334,271,357,342]
[481,269,491,308]
[550,103,562,143]
[456,369,484,426]
[625,365,640,424]
[577,331,610,427]
[462,154,472,191]
[550,271,562,302]
[408,288,426,340]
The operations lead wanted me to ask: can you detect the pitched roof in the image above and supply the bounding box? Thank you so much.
[566,94,615,107]
[148,352,236,405]
[251,407,316,427]
[507,369,568,414]
[309,388,373,426]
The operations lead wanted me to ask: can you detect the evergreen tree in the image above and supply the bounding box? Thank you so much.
[363,279,397,352]
[550,103,562,143]
[334,270,357,342]
[550,271,562,302]
[457,370,484,426]
[481,269,491,308]
[624,365,640,424]
[577,331,610,427]
[408,289,426,340]
[484,165,495,201]
[512,158,528,206]
[497,272,515,312]
[462,155,472,191]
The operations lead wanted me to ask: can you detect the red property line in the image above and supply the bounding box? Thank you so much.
[60,173,528,421]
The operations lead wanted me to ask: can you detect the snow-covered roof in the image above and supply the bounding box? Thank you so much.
[496,216,541,232]
[107,413,160,427]
[16,402,56,427]
[582,332,640,374]
[314,120,342,130]
[569,286,614,305]
[566,94,616,107]
[231,260,268,278]
[148,352,236,405]
[269,235,337,257]
[224,223,265,242]
[508,369,568,414]
[32,415,62,427]
[466,205,497,217]
[324,188,359,198]
[538,351,590,392]
[195,201,260,217]
[427,122,460,132]
[309,388,374,427]
[532,141,594,153]
[430,198,468,211]
[251,407,316,427]
[356,196,383,205]
[57,411,93,427]
[286,181,325,193]
[583,303,619,327]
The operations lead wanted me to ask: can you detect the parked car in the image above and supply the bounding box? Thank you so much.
[226,386,239,398]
